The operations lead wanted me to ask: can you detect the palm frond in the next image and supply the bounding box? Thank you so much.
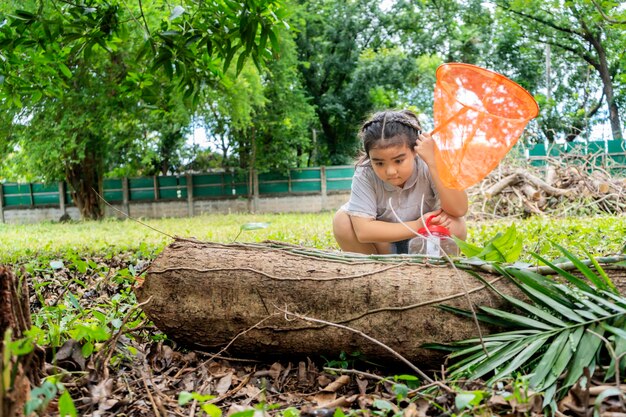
[426,245,625,410]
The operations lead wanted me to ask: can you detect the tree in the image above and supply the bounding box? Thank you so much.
[494,0,625,141]
[196,62,266,172]
[0,0,286,219]
[240,28,317,172]
[293,0,398,164]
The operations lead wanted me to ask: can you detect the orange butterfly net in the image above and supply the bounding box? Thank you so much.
[431,63,539,190]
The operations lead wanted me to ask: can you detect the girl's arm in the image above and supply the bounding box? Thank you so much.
[414,133,468,217]
[350,210,440,243]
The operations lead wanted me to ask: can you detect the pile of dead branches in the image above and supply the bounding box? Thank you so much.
[469,156,626,218]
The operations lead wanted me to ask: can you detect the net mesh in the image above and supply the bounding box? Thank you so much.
[432,63,539,190]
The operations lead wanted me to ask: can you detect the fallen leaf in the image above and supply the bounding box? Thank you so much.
[90,378,114,405]
[317,374,332,388]
[323,375,350,393]
[356,377,368,396]
[216,372,233,395]
[269,362,282,382]
[312,391,336,407]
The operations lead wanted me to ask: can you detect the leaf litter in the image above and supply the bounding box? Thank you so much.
[13,253,626,416]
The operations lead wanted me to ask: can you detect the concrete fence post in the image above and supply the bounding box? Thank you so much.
[58,181,66,215]
[253,169,259,213]
[122,177,130,216]
[320,166,328,210]
[153,176,160,201]
[0,183,4,224]
[186,174,194,218]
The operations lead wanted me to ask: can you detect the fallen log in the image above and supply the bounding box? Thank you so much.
[136,239,626,367]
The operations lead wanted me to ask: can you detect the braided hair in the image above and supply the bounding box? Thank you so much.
[357,110,422,165]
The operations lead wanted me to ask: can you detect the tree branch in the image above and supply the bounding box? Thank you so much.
[496,2,585,38]
[590,0,626,25]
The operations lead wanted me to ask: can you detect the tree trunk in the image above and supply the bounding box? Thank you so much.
[65,147,104,221]
[1,266,42,417]
[587,33,623,141]
[137,240,626,367]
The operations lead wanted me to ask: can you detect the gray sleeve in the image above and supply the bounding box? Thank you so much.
[429,169,440,204]
[424,161,441,210]
[343,167,377,219]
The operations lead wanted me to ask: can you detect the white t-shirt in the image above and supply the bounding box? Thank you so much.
[341,156,439,222]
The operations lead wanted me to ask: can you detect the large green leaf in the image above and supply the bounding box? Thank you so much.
[429,238,626,409]
[473,272,568,327]
[490,224,523,263]
[538,326,585,390]
[506,268,573,306]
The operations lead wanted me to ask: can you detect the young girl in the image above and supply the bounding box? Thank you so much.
[333,109,468,254]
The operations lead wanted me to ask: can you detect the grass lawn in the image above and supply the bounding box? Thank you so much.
[1,212,624,264]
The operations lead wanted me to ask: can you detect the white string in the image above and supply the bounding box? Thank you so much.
[386,171,489,356]
[387,193,457,257]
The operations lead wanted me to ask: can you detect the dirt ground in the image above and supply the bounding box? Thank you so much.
[8,253,625,416]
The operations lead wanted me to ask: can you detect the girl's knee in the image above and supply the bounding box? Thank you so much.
[332,210,353,240]
[449,216,467,241]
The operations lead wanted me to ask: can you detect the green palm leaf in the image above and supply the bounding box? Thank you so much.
[489,335,550,381]
[506,268,572,306]
[437,305,520,328]
[427,242,626,409]
[603,318,626,380]
[584,249,617,293]
[468,271,567,327]
[529,330,571,388]
[551,241,615,292]
[530,252,594,292]
[478,306,556,330]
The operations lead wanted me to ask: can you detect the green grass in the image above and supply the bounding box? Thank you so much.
[0,212,624,264]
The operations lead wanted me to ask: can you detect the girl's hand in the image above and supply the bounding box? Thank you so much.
[414,132,437,168]
[428,211,453,228]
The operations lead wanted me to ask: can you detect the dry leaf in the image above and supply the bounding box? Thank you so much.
[312,391,336,407]
[216,372,233,395]
[90,378,114,405]
[317,374,332,388]
[269,362,283,382]
[323,375,350,393]
[356,377,368,395]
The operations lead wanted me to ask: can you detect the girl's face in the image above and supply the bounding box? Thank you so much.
[368,144,416,188]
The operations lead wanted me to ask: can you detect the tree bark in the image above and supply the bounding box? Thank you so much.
[137,240,626,367]
[65,145,104,221]
[134,241,507,366]
[1,266,41,417]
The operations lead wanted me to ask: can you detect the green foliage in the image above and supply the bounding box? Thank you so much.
[25,377,77,417]
[1,213,624,265]
[0,0,287,219]
[456,224,523,263]
[492,0,625,142]
[426,244,626,409]
[467,215,626,262]
[455,389,486,412]
[322,350,364,369]
[178,391,221,417]
[25,255,140,352]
